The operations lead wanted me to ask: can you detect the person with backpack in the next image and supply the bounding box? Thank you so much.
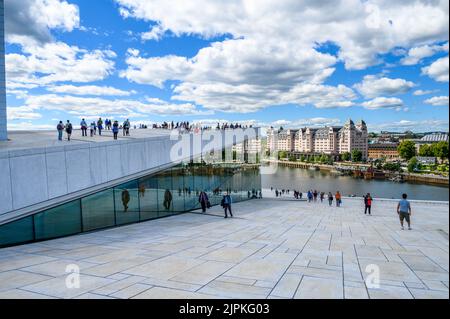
[65,120,73,141]
[112,120,119,140]
[163,189,173,210]
[57,121,64,141]
[198,191,210,213]
[121,189,130,212]
[364,193,373,215]
[221,192,233,218]
[89,121,95,137]
[80,118,87,137]
[328,192,334,206]
[397,193,412,230]
[97,118,103,136]
[307,190,313,203]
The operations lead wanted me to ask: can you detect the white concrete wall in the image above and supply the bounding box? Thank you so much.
[0,129,260,221]
[0,0,7,141]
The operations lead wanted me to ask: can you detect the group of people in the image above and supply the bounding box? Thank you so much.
[270,186,413,230]
[56,118,131,141]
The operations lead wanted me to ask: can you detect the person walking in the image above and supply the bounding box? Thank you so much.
[313,190,318,202]
[335,191,342,207]
[121,189,130,212]
[328,192,334,206]
[90,121,96,137]
[307,190,313,203]
[57,121,64,141]
[97,118,103,136]
[65,120,73,141]
[112,121,119,140]
[163,189,172,210]
[198,191,210,213]
[80,118,87,137]
[364,193,373,215]
[221,192,233,218]
[397,193,412,230]
[320,192,325,203]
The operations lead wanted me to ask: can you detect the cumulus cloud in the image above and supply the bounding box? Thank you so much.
[354,75,415,98]
[424,96,449,106]
[401,42,449,65]
[6,42,116,88]
[413,89,437,96]
[18,94,211,118]
[361,97,405,111]
[7,106,42,120]
[116,0,448,112]
[422,56,449,82]
[46,85,135,96]
[4,0,80,45]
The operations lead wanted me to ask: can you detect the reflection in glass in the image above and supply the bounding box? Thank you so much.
[115,180,140,225]
[34,200,82,240]
[81,189,115,232]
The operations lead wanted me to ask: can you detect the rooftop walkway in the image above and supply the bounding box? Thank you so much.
[0,197,448,299]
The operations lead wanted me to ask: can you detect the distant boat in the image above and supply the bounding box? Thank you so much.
[308,166,320,171]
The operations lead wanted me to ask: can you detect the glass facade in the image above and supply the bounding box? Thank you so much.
[0,161,261,248]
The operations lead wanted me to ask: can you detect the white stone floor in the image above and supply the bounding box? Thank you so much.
[0,197,448,299]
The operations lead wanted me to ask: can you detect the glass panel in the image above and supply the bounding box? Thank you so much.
[34,200,82,240]
[81,189,115,232]
[184,164,197,211]
[157,170,173,216]
[0,216,34,247]
[171,167,185,213]
[114,180,140,225]
[139,174,159,220]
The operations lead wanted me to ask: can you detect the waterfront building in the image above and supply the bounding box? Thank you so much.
[368,142,400,160]
[420,132,449,143]
[267,119,368,160]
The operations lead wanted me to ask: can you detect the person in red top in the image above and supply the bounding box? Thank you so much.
[364,193,373,215]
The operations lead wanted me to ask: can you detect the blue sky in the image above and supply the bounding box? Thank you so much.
[4,0,449,132]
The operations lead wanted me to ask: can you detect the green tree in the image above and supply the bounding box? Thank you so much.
[432,141,449,160]
[383,162,401,172]
[278,151,287,160]
[341,152,351,161]
[398,140,416,160]
[407,157,418,172]
[351,149,363,162]
[419,144,433,157]
[300,155,306,162]
[288,155,297,162]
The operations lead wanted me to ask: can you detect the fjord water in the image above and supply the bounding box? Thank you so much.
[261,165,449,201]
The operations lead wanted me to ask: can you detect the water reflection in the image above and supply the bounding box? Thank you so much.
[262,165,449,201]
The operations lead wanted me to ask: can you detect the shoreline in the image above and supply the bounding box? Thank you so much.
[263,160,449,187]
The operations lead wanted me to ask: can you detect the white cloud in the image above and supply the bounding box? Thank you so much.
[401,42,449,65]
[7,122,55,131]
[19,94,211,117]
[354,75,415,98]
[361,97,405,111]
[422,56,449,82]
[7,106,42,120]
[47,85,135,96]
[369,120,449,132]
[6,42,116,88]
[5,0,80,45]
[413,89,437,96]
[424,96,449,106]
[117,0,448,112]
[141,25,166,41]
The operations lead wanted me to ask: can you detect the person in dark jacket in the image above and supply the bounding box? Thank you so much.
[221,192,233,218]
[122,189,130,212]
[65,120,73,141]
[199,191,209,213]
[163,189,172,210]
[112,121,119,140]
[57,121,64,141]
